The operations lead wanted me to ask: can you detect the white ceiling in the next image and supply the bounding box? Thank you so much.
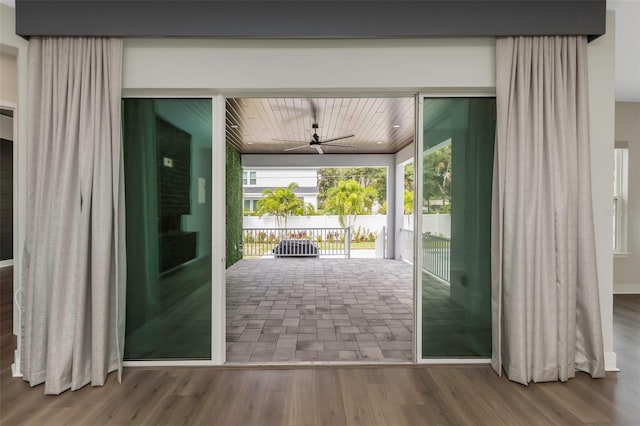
[1,1,637,101]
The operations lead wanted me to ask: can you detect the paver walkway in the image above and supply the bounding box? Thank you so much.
[226,258,413,362]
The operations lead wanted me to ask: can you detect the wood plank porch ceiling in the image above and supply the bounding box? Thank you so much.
[226,97,415,155]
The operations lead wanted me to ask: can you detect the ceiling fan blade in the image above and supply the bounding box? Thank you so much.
[319,134,355,144]
[272,139,307,143]
[314,145,324,155]
[284,145,312,152]
[320,143,356,148]
[282,111,310,124]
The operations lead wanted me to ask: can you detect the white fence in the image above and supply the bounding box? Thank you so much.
[243,213,452,238]
[243,215,387,232]
[401,214,451,238]
[397,228,452,284]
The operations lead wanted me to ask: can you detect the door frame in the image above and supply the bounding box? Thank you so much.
[0,101,16,269]
[120,90,496,367]
[121,93,222,367]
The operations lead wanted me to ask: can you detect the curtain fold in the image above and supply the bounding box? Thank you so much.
[21,37,125,395]
[491,36,605,385]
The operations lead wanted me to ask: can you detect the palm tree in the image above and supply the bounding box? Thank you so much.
[324,179,377,229]
[256,183,304,229]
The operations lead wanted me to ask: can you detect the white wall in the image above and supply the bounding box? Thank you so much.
[0,114,12,140]
[614,102,640,294]
[589,10,617,370]
[0,52,17,104]
[119,31,617,370]
[123,38,495,91]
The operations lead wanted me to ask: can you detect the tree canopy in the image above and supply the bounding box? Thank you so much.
[324,179,377,229]
[423,145,451,212]
[317,167,386,209]
[256,183,304,228]
[404,189,414,215]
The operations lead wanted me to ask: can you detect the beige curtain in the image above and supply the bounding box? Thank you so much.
[492,36,605,385]
[21,37,126,395]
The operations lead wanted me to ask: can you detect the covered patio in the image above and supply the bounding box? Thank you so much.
[225,97,426,363]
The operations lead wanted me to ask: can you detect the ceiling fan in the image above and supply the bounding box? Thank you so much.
[275,124,355,155]
[272,99,355,154]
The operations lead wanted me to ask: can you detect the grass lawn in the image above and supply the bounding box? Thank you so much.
[350,241,375,249]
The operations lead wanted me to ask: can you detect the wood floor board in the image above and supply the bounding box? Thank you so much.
[316,369,348,426]
[1,268,638,426]
[257,372,291,426]
[287,369,321,426]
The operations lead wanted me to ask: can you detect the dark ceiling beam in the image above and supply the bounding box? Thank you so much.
[16,0,605,39]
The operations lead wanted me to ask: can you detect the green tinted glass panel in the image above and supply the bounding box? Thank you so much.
[123,98,212,360]
[421,98,495,358]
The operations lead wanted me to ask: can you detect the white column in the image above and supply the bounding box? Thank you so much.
[386,164,395,258]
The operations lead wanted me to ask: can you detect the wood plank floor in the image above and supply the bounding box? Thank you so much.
[1,266,638,425]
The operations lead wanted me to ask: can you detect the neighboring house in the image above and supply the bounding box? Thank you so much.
[242,169,319,212]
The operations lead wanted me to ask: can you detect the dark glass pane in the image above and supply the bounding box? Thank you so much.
[421,98,495,358]
[123,98,212,360]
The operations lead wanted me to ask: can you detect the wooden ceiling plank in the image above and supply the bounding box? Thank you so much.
[225,96,414,154]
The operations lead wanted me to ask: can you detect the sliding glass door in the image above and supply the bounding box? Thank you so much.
[419,97,496,359]
[122,98,213,360]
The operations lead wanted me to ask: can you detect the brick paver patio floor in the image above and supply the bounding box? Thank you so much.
[226,258,413,362]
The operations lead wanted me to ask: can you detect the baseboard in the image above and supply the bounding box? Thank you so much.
[0,259,14,268]
[613,283,640,294]
[11,349,22,377]
[605,351,619,372]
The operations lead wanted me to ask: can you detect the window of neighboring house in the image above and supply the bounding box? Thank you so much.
[613,144,629,254]
[243,170,257,186]
[243,199,258,212]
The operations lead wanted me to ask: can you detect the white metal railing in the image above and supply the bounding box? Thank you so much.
[399,229,451,283]
[422,233,451,283]
[242,227,351,258]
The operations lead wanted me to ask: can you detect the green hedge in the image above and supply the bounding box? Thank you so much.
[225,145,243,267]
